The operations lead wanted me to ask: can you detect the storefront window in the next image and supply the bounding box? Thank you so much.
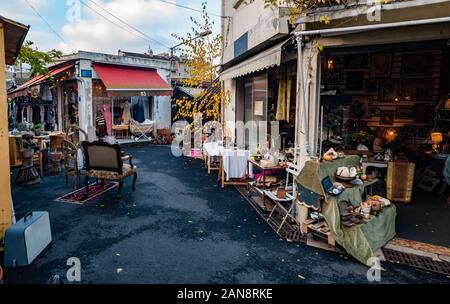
[92,80,154,138]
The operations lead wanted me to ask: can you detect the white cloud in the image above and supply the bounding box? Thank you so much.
[59,0,185,55]
[1,0,222,56]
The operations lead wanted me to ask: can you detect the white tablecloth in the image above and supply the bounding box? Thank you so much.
[219,148,250,180]
[203,142,222,157]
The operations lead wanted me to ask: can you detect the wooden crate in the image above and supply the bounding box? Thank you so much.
[386,162,415,203]
[304,221,336,248]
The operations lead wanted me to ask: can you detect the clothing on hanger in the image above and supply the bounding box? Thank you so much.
[121,101,131,124]
[133,99,145,123]
[32,106,41,125]
[96,111,107,138]
[41,84,53,102]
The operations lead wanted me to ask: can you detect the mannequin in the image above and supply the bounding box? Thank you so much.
[103,103,112,136]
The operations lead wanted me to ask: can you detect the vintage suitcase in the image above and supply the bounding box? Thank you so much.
[4,212,52,267]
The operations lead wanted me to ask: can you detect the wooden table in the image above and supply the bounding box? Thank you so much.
[247,160,287,211]
[219,148,249,188]
[113,125,130,139]
[203,142,222,174]
[362,158,388,175]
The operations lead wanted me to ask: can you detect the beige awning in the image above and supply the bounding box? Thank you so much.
[220,38,291,81]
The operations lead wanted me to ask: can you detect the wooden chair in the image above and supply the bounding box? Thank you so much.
[82,141,137,199]
[66,125,89,145]
[32,139,46,177]
[62,140,84,190]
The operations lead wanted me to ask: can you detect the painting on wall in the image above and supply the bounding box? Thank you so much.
[370,54,392,78]
[401,53,434,76]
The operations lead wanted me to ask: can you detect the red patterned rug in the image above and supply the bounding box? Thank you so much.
[55,182,119,205]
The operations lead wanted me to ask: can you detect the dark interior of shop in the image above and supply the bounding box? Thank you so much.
[320,40,450,247]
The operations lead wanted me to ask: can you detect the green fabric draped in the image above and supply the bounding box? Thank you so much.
[298,156,396,266]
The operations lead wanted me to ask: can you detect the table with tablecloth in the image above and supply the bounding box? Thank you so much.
[203,142,223,174]
[217,147,250,187]
[297,156,397,266]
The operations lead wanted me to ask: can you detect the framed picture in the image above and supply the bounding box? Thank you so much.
[344,54,368,69]
[254,100,264,116]
[401,79,434,101]
[380,111,395,125]
[370,54,392,78]
[417,176,440,192]
[401,53,434,76]
[378,79,400,102]
[345,71,365,91]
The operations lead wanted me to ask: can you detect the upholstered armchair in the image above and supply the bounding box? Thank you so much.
[82,141,137,199]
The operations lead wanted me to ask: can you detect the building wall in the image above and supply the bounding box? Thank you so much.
[222,0,290,65]
[0,25,12,240]
[221,0,290,141]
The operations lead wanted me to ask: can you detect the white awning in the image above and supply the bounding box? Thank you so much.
[220,38,291,81]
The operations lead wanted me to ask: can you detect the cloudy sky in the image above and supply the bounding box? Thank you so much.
[0,0,222,56]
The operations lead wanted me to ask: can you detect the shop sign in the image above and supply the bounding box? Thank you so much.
[81,69,92,78]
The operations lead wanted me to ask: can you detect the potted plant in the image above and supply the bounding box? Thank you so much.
[32,123,42,136]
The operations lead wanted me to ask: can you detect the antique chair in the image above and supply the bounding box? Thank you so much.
[66,125,89,145]
[82,141,137,199]
[62,140,84,190]
[32,139,45,177]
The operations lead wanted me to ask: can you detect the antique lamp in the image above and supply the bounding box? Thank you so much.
[431,132,443,153]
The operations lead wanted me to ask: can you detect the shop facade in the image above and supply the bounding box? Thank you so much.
[290,0,450,250]
[220,0,450,270]
[8,50,174,140]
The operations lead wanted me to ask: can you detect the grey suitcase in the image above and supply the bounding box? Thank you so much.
[4,211,52,267]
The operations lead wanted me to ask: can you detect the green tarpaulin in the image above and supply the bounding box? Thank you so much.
[298,156,396,266]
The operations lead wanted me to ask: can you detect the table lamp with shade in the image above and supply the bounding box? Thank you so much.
[431,132,443,153]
